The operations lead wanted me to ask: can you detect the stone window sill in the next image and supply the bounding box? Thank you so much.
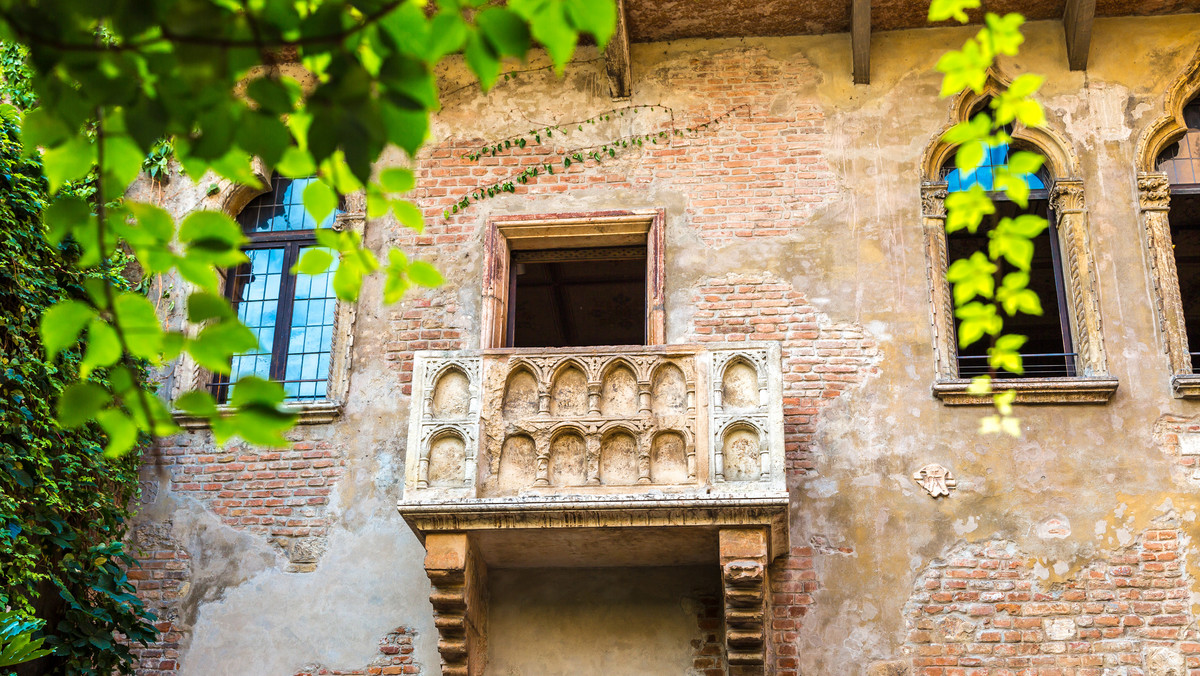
[1173,375,1200,398]
[173,400,343,429]
[933,377,1119,405]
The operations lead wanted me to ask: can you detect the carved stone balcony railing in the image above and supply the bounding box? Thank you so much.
[398,343,789,676]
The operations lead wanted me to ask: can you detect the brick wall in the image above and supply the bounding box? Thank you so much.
[691,592,727,675]
[126,522,190,676]
[902,525,1198,674]
[383,294,467,396]
[154,433,346,550]
[685,272,880,675]
[409,47,836,247]
[294,626,420,676]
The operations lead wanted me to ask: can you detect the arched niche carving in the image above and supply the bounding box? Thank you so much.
[498,434,537,491]
[721,358,761,412]
[599,360,639,417]
[599,427,639,486]
[430,367,471,419]
[650,430,689,484]
[1134,47,1200,391]
[919,69,1112,401]
[548,429,587,487]
[719,422,764,483]
[549,361,588,417]
[426,430,467,488]
[650,362,688,415]
[502,367,540,419]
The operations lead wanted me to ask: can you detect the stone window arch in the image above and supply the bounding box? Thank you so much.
[1135,51,1200,397]
[172,165,365,425]
[920,74,1115,404]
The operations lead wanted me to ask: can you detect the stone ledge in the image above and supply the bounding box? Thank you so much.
[932,377,1119,405]
[1172,374,1200,398]
[173,400,343,429]
[399,493,790,562]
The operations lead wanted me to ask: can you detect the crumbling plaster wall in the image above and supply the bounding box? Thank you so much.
[125,13,1200,675]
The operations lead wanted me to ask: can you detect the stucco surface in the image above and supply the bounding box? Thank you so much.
[486,566,716,675]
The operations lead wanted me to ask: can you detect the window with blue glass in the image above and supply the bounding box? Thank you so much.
[942,137,1076,379]
[210,176,340,402]
[1158,98,1200,370]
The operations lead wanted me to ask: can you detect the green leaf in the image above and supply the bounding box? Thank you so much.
[565,0,617,48]
[984,12,1025,56]
[929,0,980,22]
[293,248,335,275]
[477,8,532,57]
[113,293,163,360]
[43,196,93,246]
[81,319,121,377]
[955,301,1003,348]
[383,248,410,304]
[946,251,997,305]
[96,409,138,458]
[177,390,219,418]
[1007,151,1044,177]
[379,167,415,193]
[955,140,985,173]
[407,260,444,287]
[103,134,145,187]
[42,136,96,193]
[277,146,318,178]
[935,38,990,97]
[945,184,995,234]
[41,301,95,359]
[189,322,260,374]
[303,179,339,223]
[187,292,235,323]
[57,383,112,428]
[179,210,246,263]
[394,199,424,231]
[464,31,501,92]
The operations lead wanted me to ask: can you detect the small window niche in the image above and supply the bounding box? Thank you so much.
[481,210,666,349]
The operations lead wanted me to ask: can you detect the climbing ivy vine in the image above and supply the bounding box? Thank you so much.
[931,0,1049,434]
[446,103,748,217]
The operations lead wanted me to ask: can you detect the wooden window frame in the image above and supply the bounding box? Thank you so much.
[481,209,666,350]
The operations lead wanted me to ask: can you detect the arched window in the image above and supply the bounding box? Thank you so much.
[1156,98,1200,370]
[209,176,340,402]
[941,139,1076,378]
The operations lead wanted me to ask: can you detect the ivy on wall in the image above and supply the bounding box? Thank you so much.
[0,112,155,673]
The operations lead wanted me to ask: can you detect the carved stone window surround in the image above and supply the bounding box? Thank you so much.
[920,73,1115,405]
[172,167,365,427]
[1134,50,1200,397]
[480,209,666,349]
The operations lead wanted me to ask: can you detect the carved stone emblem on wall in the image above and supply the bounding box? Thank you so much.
[1145,647,1185,676]
[913,464,956,498]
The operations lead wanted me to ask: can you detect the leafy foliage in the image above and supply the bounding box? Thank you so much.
[0,115,155,674]
[0,0,617,453]
[930,0,1049,432]
[0,611,51,668]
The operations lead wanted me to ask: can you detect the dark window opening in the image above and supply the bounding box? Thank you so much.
[508,246,647,348]
[1157,100,1200,187]
[942,134,1075,379]
[209,176,340,403]
[1171,192,1200,370]
[946,198,1075,378]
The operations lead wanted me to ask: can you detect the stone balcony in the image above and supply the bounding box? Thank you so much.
[398,343,789,675]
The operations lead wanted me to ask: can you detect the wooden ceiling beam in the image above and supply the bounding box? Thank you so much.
[852,0,871,84]
[1063,0,1096,71]
[605,0,632,98]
